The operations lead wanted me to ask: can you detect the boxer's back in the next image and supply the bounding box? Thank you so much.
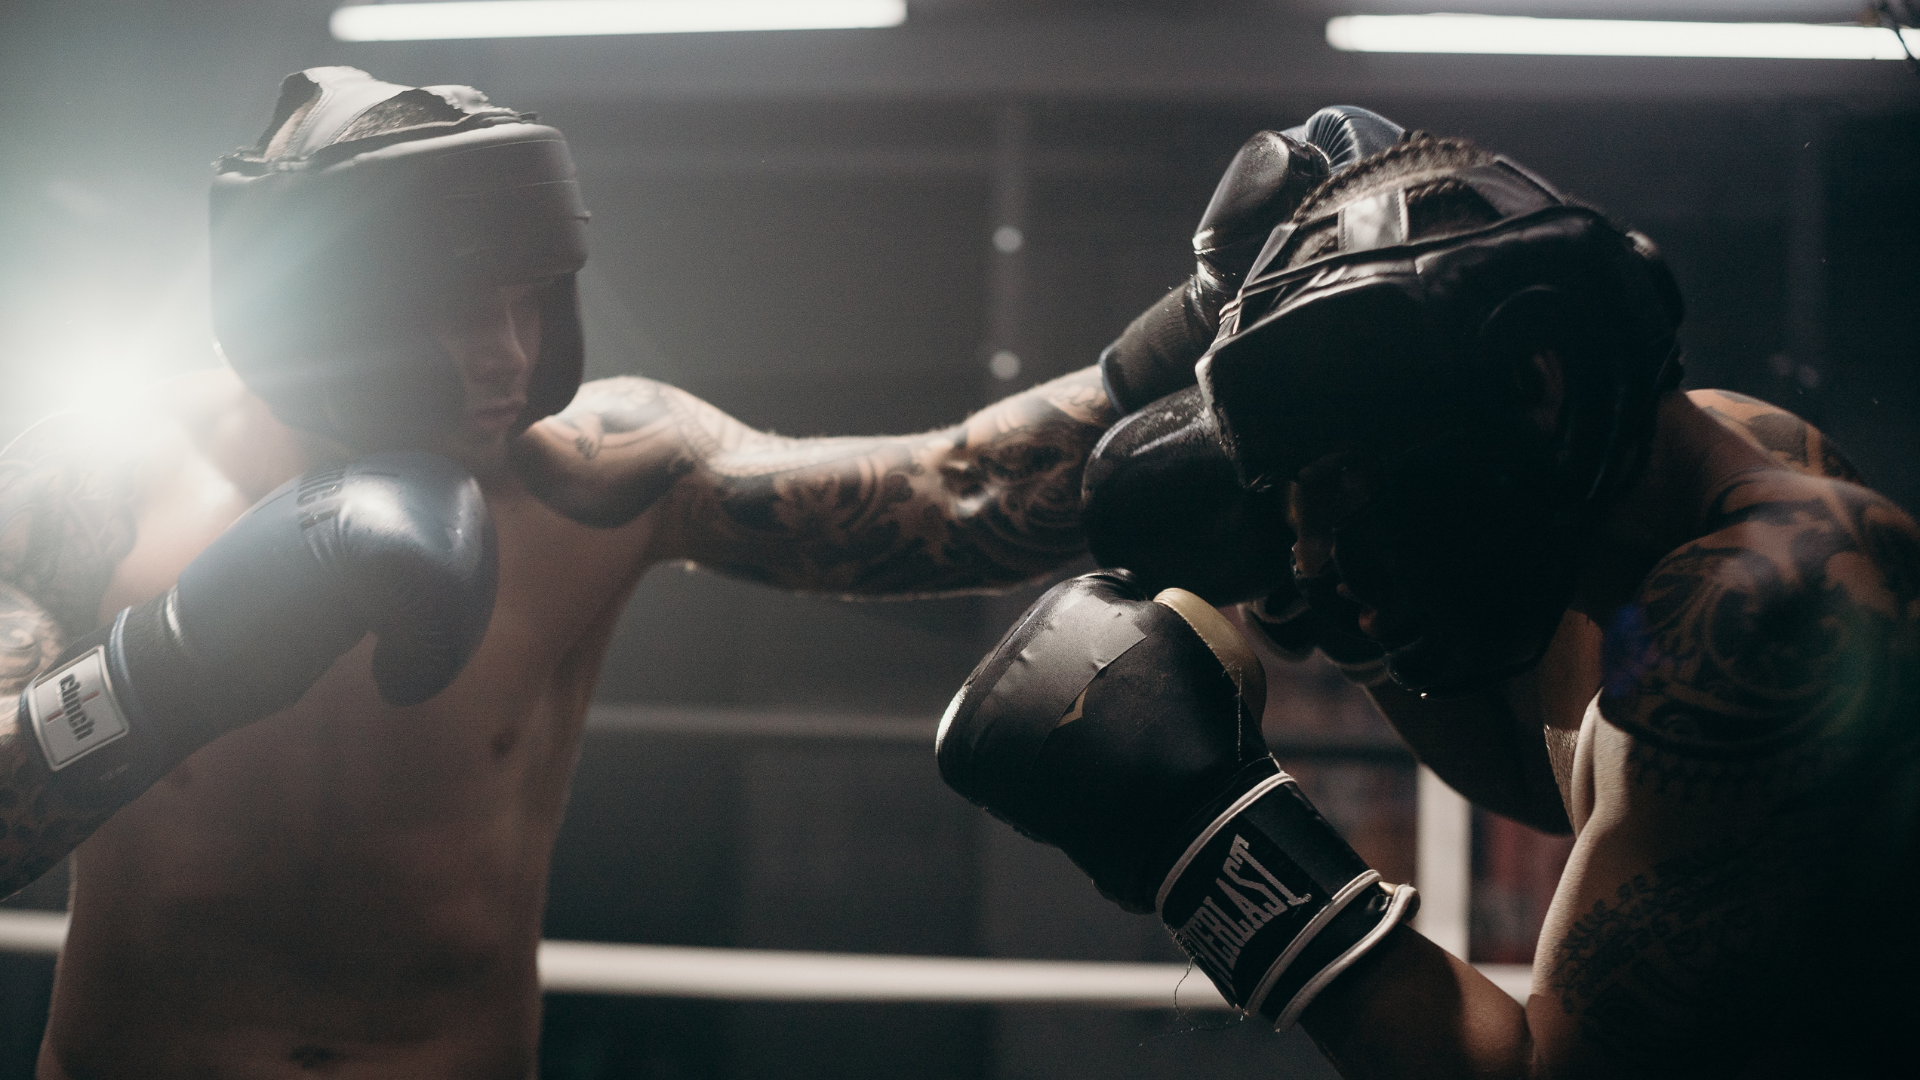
[36,370,659,1079]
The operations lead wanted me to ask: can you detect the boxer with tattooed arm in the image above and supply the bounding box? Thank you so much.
[0,68,1356,1080]
[944,133,1917,1076]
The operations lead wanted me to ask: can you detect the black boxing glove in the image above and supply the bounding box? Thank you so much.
[1081,386,1391,675]
[1081,385,1294,606]
[1098,131,1330,414]
[937,572,1417,1027]
[19,452,497,808]
[1282,105,1405,174]
[1098,106,1407,414]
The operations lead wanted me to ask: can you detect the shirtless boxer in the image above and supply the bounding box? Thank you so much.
[0,68,1383,1078]
[940,133,1919,1076]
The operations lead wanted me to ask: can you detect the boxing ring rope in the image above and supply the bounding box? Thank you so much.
[0,909,1531,1005]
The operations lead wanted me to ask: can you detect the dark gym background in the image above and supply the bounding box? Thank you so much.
[0,2,1914,1077]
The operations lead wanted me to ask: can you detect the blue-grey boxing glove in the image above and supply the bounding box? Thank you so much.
[18,451,497,807]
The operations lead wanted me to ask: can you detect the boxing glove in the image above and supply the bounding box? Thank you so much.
[1097,131,1328,414]
[1098,106,1407,414]
[1081,387,1390,671]
[1081,386,1294,606]
[1282,104,1406,175]
[937,571,1416,1027]
[19,452,497,807]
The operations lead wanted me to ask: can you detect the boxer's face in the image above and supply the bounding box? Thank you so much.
[428,281,544,470]
[1287,452,1418,649]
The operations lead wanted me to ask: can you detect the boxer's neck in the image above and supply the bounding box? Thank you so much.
[1570,390,1774,618]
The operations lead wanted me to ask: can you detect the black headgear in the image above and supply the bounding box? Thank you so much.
[210,67,590,447]
[1198,150,1684,694]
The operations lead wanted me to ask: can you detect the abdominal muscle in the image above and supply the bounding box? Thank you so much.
[36,397,652,1079]
[41,631,599,1080]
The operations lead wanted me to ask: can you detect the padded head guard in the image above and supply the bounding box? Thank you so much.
[1198,138,1684,693]
[210,67,589,447]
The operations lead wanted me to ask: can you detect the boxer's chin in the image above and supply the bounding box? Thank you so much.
[440,423,516,479]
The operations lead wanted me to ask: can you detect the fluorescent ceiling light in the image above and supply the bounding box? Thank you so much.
[331,0,907,42]
[1326,15,1919,59]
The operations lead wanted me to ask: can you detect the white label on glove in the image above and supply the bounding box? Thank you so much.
[27,647,131,771]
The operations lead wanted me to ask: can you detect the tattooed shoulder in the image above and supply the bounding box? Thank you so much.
[1689,388,1863,482]
[509,377,723,529]
[1599,471,1920,800]
[0,415,144,637]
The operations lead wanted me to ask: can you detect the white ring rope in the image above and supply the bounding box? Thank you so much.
[0,909,1530,1004]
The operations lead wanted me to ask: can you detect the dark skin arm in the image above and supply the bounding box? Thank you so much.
[1301,470,1920,1078]
[0,417,142,895]
[512,367,1117,597]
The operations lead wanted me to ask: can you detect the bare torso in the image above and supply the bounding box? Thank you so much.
[41,371,656,1078]
[7,362,1113,1079]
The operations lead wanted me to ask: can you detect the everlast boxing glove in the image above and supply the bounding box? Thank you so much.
[1098,106,1406,413]
[937,572,1417,1028]
[18,452,496,808]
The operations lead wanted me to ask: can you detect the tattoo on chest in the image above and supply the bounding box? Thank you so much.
[1598,476,1920,804]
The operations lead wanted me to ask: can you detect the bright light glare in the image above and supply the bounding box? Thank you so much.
[1326,15,1919,59]
[331,0,907,41]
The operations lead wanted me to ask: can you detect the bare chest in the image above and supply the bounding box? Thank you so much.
[87,474,656,882]
[1504,609,1607,827]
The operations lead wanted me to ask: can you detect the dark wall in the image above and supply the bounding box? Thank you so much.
[571,94,1919,720]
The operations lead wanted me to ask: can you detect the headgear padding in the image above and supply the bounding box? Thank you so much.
[211,67,590,447]
[1199,138,1682,693]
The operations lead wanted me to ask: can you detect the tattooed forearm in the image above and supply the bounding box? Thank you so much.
[514,370,1119,597]
[1545,834,1825,1075]
[0,716,119,897]
[692,369,1113,596]
[0,584,122,897]
[0,421,143,896]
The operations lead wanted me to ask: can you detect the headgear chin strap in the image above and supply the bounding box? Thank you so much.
[1198,154,1684,695]
[211,67,590,449]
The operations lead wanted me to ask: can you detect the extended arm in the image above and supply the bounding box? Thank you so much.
[513,368,1116,598]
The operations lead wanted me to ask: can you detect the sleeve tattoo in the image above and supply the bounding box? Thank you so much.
[1599,476,1918,798]
[0,421,142,894]
[513,370,1118,598]
[1551,474,1920,1070]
